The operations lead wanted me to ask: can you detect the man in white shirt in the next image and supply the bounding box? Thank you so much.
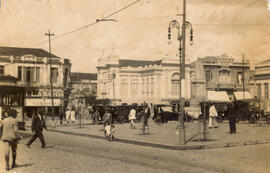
[209,103,218,128]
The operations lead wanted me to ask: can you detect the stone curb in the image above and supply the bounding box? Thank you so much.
[19,129,270,151]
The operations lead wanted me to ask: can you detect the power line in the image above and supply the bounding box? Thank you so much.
[118,14,178,22]
[30,0,262,47]
[30,0,141,47]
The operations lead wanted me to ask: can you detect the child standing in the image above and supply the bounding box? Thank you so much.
[105,124,115,141]
[128,107,136,129]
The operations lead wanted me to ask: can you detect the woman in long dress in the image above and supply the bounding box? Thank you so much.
[65,109,71,123]
[70,107,76,123]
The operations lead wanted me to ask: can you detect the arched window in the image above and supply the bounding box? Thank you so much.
[121,78,128,97]
[131,78,138,97]
[171,73,180,96]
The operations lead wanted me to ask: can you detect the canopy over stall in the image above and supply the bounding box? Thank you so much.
[207,91,231,103]
[233,91,253,101]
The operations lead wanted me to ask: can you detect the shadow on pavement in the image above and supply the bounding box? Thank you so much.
[16,163,33,168]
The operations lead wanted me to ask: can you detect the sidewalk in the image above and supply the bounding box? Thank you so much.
[22,119,270,150]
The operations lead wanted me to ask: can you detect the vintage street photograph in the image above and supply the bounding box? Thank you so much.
[0,0,270,172]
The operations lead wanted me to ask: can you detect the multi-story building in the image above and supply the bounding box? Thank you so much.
[96,54,191,105]
[191,53,252,105]
[0,46,71,116]
[69,72,97,108]
[254,59,270,112]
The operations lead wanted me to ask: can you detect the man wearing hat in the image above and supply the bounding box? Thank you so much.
[0,109,21,171]
[26,108,47,148]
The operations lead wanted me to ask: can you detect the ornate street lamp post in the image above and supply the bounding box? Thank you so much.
[168,15,193,145]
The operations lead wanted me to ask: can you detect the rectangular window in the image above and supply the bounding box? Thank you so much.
[146,77,149,96]
[26,67,31,82]
[36,67,40,83]
[157,76,160,96]
[131,79,138,97]
[151,77,154,95]
[18,67,22,81]
[257,84,262,98]
[63,68,68,88]
[219,70,231,83]
[172,81,179,96]
[237,72,243,84]
[25,67,35,82]
[121,78,128,97]
[205,70,211,81]
[0,65,4,75]
[264,83,269,99]
[51,68,58,83]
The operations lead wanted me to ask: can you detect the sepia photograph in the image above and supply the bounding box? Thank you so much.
[0,0,270,172]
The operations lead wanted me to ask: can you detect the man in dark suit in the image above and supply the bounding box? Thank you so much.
[227,103,236,134]
[26,108,47,148]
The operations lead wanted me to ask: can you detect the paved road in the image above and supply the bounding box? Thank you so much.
[0,130,269,173]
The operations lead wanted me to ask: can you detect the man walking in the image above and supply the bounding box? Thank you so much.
[227,103,236,134]
[26,108,47,148]
[0,109,21,171]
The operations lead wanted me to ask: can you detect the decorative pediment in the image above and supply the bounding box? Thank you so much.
[23,54,36,61]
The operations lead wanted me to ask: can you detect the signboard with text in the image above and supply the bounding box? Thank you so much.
[31,89,64,97]
[25,98,61,106]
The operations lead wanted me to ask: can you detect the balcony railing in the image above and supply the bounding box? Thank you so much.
[17,81,38,87]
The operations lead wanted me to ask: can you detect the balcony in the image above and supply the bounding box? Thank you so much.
[17,81,39,88]
[206,82,249,91]
[206,82,234,90]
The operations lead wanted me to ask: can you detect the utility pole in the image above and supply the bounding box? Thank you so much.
[179,0,187,145]
[168,0,193,145]
[242,54,245,100]
[45,29,55,122]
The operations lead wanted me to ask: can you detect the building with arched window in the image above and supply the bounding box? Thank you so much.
[97,54,191,105]
[191,53,252,102]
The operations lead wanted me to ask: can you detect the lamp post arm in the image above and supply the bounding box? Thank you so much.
[185,21,192,29]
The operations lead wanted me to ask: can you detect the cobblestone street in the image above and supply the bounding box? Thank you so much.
[0,128,269,173]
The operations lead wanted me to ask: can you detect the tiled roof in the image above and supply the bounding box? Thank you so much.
[0,46,59,58]
[70,73,97,81]
[119,59,162,67]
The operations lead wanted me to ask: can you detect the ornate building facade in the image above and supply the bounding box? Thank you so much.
[0,46,71,116]
[190,53,252,116]
[97,54,191,105]
[191,54,252,100]
[254,59,270,112]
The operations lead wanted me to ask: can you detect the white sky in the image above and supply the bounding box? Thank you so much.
[0,0,270,72]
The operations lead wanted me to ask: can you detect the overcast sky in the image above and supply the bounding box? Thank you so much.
[0,0,270,72]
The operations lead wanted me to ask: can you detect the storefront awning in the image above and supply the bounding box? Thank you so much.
[207,91,231,102]
[233,91,253,100]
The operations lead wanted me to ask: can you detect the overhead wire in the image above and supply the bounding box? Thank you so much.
[29,0,265,47]
[30,0,141,47]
